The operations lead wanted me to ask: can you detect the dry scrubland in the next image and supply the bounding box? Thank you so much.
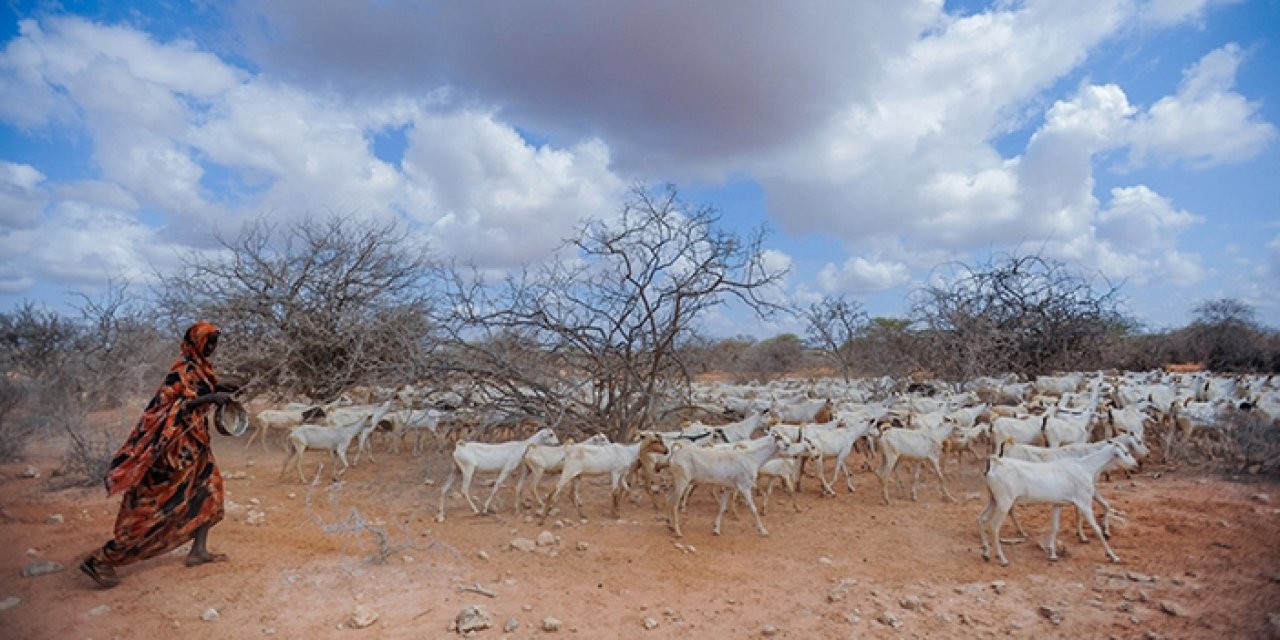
[1,413,1279,639]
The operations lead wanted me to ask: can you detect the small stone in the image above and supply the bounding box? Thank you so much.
[349,605,378,629]
[900,595,923,611]
[18,465,39,478]
[245,510,267,526]
[1251,493,1270,504]
[1086,599,1104,608]
[817,556,833,566]
[541,616,562,632]
[20,560,64,577]
[642,617,658,630]
[1039,606,1064,625]
[936,611,953,623]
[509,538,537,552]
[828,577,858,603]
[877,610,902,629]
[522,604,534,612]
[476,549,489,560]
[536,531,558,547]
[87,604,112,617]
[1126,571,1154,583]
[761,623,780,636]
[0,596,20,612]
[1117,602,1134,612]
[844,613,861,625]
[455,606,493,633]
[504,618,520,633]
[201,608,220,622]
[1159,600,1187,617]
[554,519,566,528]
[24,548,37,557]
[576,541,589,552]
[991,581,1006,595]
[45,514,63,525]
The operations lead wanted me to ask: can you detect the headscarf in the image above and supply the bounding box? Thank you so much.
[104,321,221,496]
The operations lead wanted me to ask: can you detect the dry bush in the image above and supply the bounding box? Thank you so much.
[1160,408,1280,477]
[0,377,31,462]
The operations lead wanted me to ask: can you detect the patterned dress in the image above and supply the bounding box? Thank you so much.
[89,321,225,567]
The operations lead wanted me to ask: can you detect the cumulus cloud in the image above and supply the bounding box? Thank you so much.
[1128,44,1277,168]
[231,1,934,179]
[0,15,630,297]
[0,161,47,230]
[817,256,912,294]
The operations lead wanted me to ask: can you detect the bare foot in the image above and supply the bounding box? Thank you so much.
[184,551,229,567]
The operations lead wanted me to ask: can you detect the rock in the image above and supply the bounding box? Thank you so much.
[964,491,982,501]
[991,580,1006,595]
[1117,602,1134,613]
[1086,599,1104,608]
[504,618,520,633]
[20,560,64,577]
[509,537,537,552]
[576,541,589,552]
[18,465,39,478]
[536,531,558,547]
[955,582,982,594]
[541,616,562,632]
[900,595,923,611]
[45,513,63,524]
[0,596,20,612]
[476,550,489,560]
[455,606,493,634]
[828,577,858,603]
[761,623,780,636]
[1159,600,1187,617]
[1251,493,1270,505]
[1039,606,1064,625]
[349,605,379,629]
[877,610,902,629]
[1126,571,1155,583]
[88,605,112,617]
[201,608,220,622]
[844,613,861,625]
[245,510,267,526]
[642,617,658,630]
[936,612,953,623]
[817,556,833,566]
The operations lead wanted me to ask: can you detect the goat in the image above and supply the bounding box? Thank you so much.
[997,434,1148,543]
[246,403,329,451]
[804,423,876,495]
[876,418,956,505]
[990,413,1047,449]
[540,432,670,521]
[978,441,1137,566]
[278,401,391,483]
[666,429,790,538]
[514,433,610,512]
[435,427,560,521]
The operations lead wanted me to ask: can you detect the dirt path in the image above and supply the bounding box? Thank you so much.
[2,431,1278,639]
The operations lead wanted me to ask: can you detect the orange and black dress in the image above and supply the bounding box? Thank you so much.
[87,321,225,567]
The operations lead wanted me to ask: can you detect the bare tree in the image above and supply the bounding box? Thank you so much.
[433,184,788,440]
[1180,298,1269,372]
[156,216,437,400]
[798,295,867,380]
[910,252,1124,380]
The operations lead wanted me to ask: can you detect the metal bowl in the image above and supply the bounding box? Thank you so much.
[214,400,249,437]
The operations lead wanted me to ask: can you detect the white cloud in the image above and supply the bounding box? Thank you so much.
[817,256,912,294]
[1128,44,1277,168]
[0,161,47,230]
[1138,0,1240,27]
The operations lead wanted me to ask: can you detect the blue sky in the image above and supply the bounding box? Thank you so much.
[1,1,1277,337]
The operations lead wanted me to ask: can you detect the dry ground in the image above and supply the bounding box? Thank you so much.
[2,426,1279,640]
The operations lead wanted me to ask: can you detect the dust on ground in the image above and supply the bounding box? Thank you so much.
[2,426,1278,640]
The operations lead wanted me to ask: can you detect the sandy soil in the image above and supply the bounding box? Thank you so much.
[2,426,1278,640]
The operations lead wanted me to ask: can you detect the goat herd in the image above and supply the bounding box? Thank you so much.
[242,369,1278,568]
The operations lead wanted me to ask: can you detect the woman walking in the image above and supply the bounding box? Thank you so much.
[79,321,236,588]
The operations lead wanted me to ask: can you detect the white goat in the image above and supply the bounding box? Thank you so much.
[514,433,610,512]
[990,413,1047,449]
[997,434,1148,543]
[876,418,956,505]
[435,427,560,521]
[804,423,876,495]
[666,429,790,538]
[540,432,669,521]
[978,441,1137,566]
[279,401,391,482]
[247,403,329,451]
